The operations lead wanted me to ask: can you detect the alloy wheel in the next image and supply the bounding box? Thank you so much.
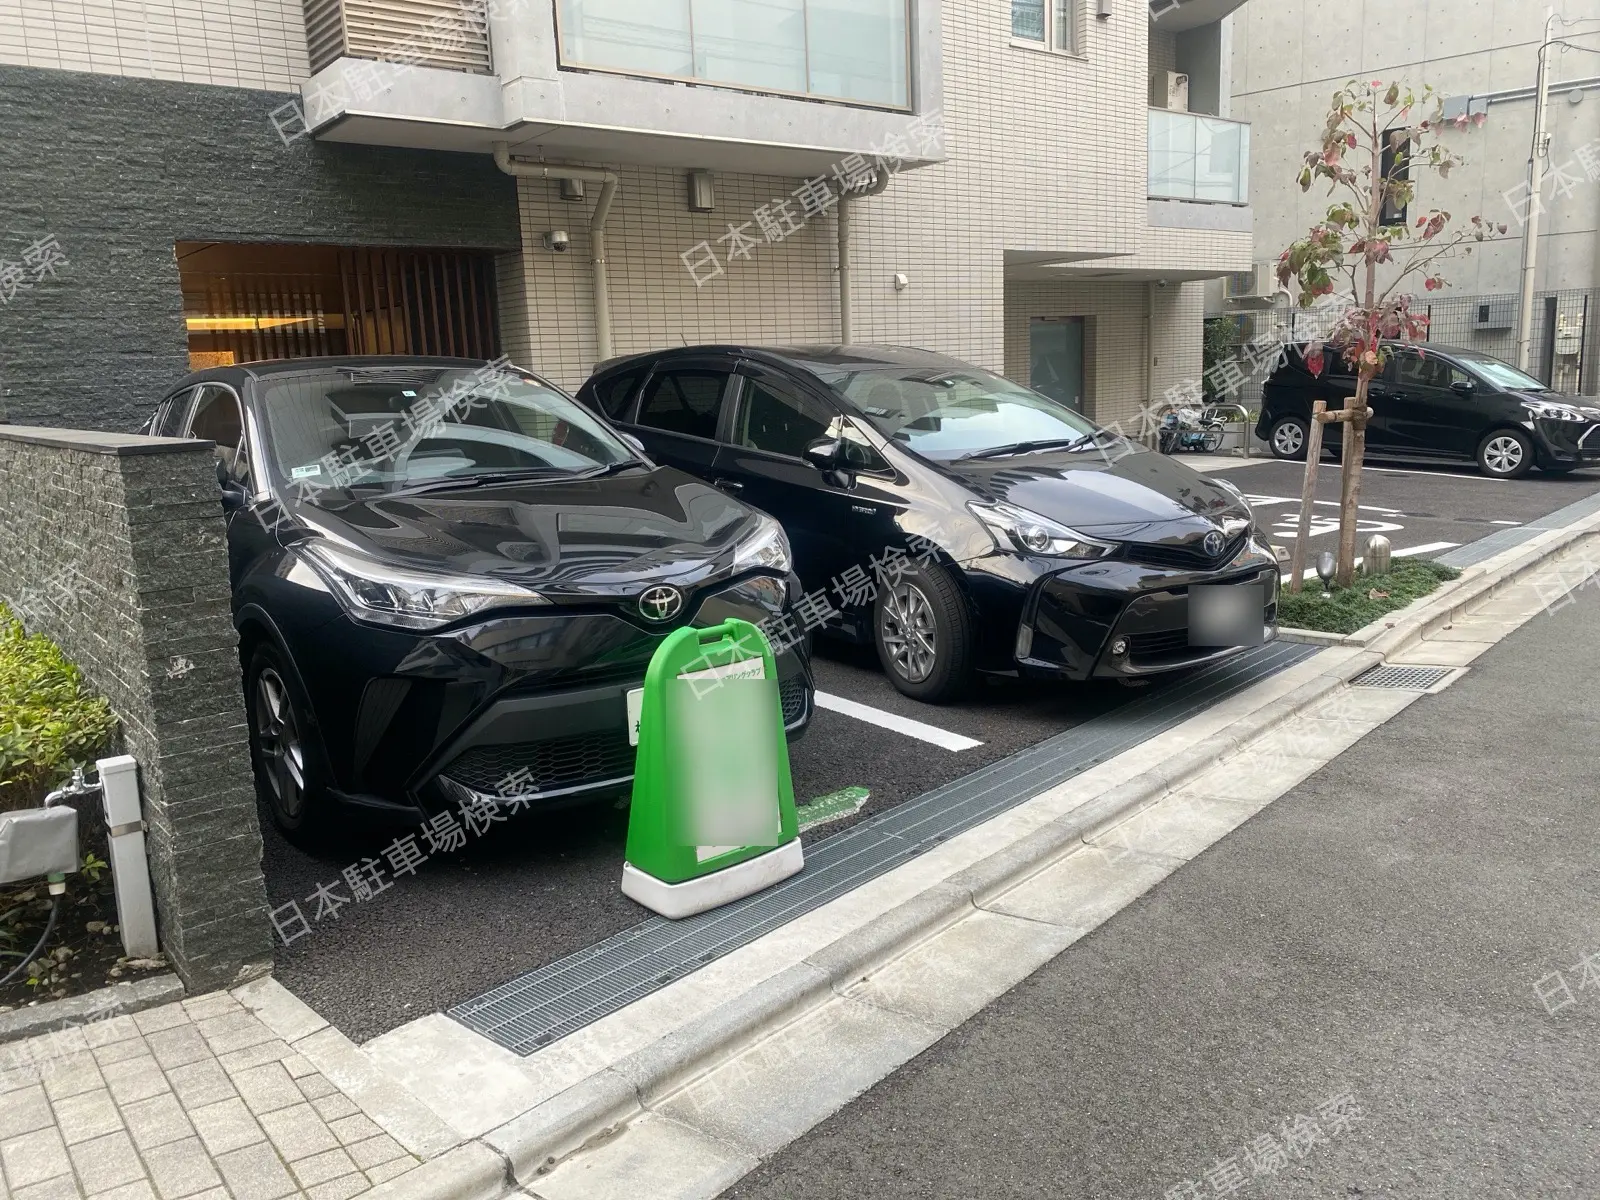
[1483,435,1524,476]
[255,667,306,819]
[1273,421,1304,456]
[881,581,938,683]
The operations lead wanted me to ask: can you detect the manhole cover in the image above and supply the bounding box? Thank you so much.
[1350,664,1455,691]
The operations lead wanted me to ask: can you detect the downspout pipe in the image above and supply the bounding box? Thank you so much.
[493,143,619,362]
[837,169,892,345]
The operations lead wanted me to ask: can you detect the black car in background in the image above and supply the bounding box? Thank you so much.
[1258,342,1600,478]
[579,345,1278,703]
[148,357,812,842]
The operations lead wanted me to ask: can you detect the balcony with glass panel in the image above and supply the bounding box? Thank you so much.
[297,0,940,177]
[1148,108,1250,204]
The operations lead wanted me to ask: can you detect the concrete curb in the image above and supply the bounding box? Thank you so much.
[476,656,1384,1181]
[0,973,183,1045]
[424,509,1600,1195]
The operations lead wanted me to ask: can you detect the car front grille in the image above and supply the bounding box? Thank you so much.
[779,674,808,726]
[1126,628,1193,662]
[442,732,635,798]
[440,676,810,799]
[1125,532,1249,572]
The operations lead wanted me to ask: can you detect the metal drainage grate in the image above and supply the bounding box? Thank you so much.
[449,641,1316,1056]
[1351,664,1455,691]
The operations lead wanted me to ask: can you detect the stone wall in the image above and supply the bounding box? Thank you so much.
[0,63,520,433]
[0,425,272,992]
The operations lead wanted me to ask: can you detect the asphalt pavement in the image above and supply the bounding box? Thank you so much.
[261,458,1600,1047]
[723,564,1600,1199]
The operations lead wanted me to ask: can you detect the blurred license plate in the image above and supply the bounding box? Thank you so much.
[1188,583,1266,647]
[626,657,767,746]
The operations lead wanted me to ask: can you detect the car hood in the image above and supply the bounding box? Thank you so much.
[935,445,1252,541]
[293,467,765,600]
[1510,389,1600,420]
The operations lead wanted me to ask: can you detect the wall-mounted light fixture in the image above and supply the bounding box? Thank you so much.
[687,170,715,212]
[1097,0,1112,18]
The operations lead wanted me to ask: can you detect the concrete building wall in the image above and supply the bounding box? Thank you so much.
[499,0,1191,396]
[0,0,309,91]
[1232,0,1600,296]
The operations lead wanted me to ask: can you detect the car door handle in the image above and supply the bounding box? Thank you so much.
[712,477,744,493]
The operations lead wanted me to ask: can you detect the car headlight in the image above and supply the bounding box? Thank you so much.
[1525,401,1587,422]
[732,517,793,574]
[968,501,1117,559]
[299,541,548,631]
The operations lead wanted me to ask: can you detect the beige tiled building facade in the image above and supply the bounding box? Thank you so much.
[0,0,1253,431]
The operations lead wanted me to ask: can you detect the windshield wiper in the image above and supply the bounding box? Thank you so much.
[571,457,648,480]
[960,437,1095,461]
[381,468,564,498]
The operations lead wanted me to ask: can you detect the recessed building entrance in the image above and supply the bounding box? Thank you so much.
[176,242,501,369]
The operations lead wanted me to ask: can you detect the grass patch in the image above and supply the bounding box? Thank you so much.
[1277,558,1462,635]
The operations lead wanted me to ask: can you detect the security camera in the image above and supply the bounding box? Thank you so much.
[544,230,571,253]
[1156,278,1169,288]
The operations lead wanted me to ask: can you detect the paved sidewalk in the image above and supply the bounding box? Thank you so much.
[0,983,452,1200]
[723,551,1600,1197]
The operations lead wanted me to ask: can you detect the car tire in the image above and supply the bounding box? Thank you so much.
[1269,416,1308,460]
[245,641,333,844]
[1476,428,1534,479]
[873,560,974,704]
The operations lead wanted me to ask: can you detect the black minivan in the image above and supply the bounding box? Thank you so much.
[148,357,813,841]
[580,344,1278,703]
[1257,342,1600,478]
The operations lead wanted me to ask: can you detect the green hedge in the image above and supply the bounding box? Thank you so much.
[0,603,119,812]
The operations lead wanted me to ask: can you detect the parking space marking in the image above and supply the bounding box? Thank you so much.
[814,691,985,752]
[1491,520,1521,526]
[1392,541,1460,557]
[1364,465,1508,481]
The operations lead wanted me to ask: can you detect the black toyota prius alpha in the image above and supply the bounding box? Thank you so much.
[579,344,1279,703]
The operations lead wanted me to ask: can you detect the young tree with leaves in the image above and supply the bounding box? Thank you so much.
[1277,80,1506,588]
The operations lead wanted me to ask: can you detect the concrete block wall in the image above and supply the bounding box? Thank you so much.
[0,426,273,992]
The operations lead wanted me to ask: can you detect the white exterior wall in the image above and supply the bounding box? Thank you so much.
[1232,0,1600,296]
[0,0,310,91]
[499,0,1220,409]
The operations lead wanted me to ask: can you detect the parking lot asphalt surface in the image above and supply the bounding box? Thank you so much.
[724,566,1600,1199]
[1207,456,1600,561]
[262,459,1600,1046]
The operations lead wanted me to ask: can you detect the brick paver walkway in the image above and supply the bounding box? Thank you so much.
[0,987,427,1200]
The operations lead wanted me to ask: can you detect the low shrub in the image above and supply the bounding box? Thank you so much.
[0,603,119,812]
[1277,559,1461,636]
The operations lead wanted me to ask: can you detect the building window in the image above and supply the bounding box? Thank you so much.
[556,0,911,109]
[1011,0,1076,51]
[1381,127,1410,226]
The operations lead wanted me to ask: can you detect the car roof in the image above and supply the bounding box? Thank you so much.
[165,355,493,392]
[592,343,976,379]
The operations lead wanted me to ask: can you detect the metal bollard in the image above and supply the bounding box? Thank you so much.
[1363,534,1392,576]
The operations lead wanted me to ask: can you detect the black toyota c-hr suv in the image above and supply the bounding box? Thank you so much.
[147,357,812,842]
[579,344,1278,703]
[1258,341,1600,478]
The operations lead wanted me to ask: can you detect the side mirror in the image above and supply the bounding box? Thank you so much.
[1450,379,1475,395]
[804,436,845,472]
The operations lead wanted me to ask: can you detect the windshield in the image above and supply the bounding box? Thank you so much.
[813,364,1101,459]
[257,364,636,498]
[1455,353,1548,393]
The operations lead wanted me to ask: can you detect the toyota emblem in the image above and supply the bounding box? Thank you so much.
[1202,530,1226,558]
[638,585,684,622]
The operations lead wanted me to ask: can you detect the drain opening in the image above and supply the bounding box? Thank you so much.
[1351,664,1456,691]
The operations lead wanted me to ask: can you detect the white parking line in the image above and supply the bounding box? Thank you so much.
[814,692,984,752]
[1491,520,1521,526]
[1364,465,1508,481]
